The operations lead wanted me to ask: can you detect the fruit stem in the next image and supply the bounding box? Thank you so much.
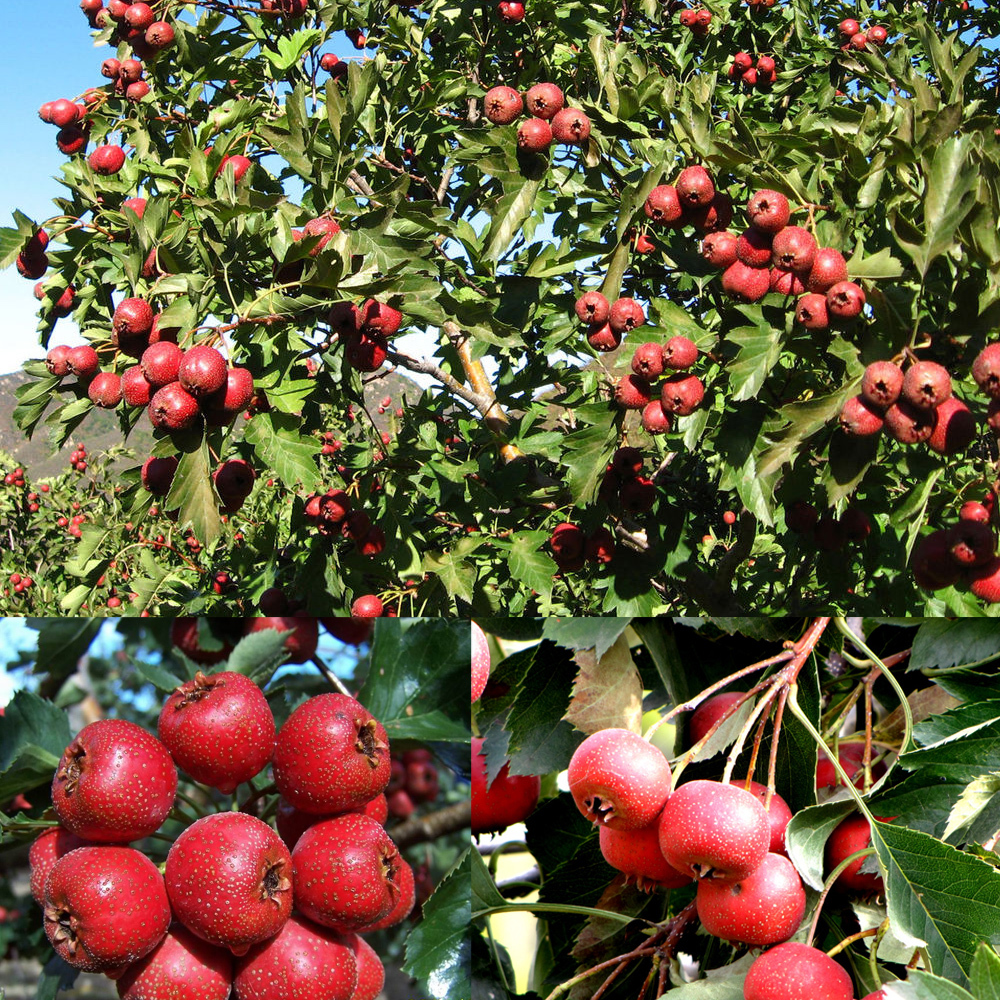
[238,781,277,814]
[175,788,210,818]
[309,655,352,697]
[764,684,790,808]
[721,683,780,785]
[805,845,878,948]
[825,925,879,957]
[169,806,199,826]
[542,940,662,1000]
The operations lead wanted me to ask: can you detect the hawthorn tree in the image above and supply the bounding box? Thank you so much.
[472,616,1000,1000]
[4,0,1000,613]
[0,617,472,1000]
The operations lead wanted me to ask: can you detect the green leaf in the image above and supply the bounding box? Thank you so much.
[507,534,558,601]
[226,629,291,684]
[883,969,976,1000]
[471,842,507,913]
[847,246,905,280]
[542,619,632,660]
[404,849,471,1000]
[648,954,755,1000]
[133,658,186,694]
[785,799,856,890]
[244,412,320,489]
[971,942,1000,1000]
[909,620,1000,672]
[726,326,782,402]
[483,175,544,264]
[0,691,71,804]
[166,433,222,548]
[26,620,102,680]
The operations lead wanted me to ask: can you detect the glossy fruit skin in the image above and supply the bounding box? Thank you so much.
[772,225,817,274]
[947,520,995,567]
[345,934,384,1000]
[142,342,184,388]
[158,671,275,794]
[688,692,745,745]
[358,299,403,337]
[657,779,769,881]
[736,228,774,268]
[861,362,903,408]
[928,395,976,455]
[233,914,357,1000]
[770,268,806,296]
[244,617,319,664]
[806,247,849,293]
[322,617,375,645]
[551,107,592,144]
[702,231,738,268]
[884,399,936,445]
[116,923,233,1000]
[825,814,884,893]
[46,345,73,377]
[291,814,400,932]
[744,942,854,1000]
[165,812,293,956]
[122,366,154,407]
[204,367,255,423]
[88,371,123,408]
[29,827,89,906]
[273,692,391,814]
[215,459,256,509]
[90,144,126,175]
[179,346,228,397]
[353,855,415,932]
[661,374,705,416]
[973,343,1000,399]
[599,822,692,891]
[796,293,829,330]
[52,719,177,843]
[472,621,490,702]
[524,82,565,119]
[747,189,790,234]
[483,85,523,124]
[902,360,952,410]
[113,298,154,339]
[568,728,671,830]
[663,336,697,370]
[739,780,793,855]
[676,165,715,207]
[642,400,672,434]
[472,736,540,833]
[68,345,100,380]
[615,374,652,410]
[45,846,171,975]
[697,852,805,945]
[149,382,201,431]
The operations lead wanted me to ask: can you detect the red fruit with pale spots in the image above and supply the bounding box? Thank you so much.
[733,51,753,72]
[179,345,228,397]
[88,372,123,408]
[722,260,770,302]
[689,191,734,232]
[57,125,88,155]
[351,594,383,617]
[165,813,292,955]
[739,779,793,855]
[825,814,884,893]
[67,346,100,380]
[218,155,252,181]
[52,719,177,842]
[645,185,683,225]
[518,117,553,152]
[29,828,89,906]
[697,852,806,945]
[850,31,867,50]
[291,814,400,931]
[353,856,415,931]
[928,395,976,455]
[615,374,652,409]
[205,368,255,424]
[771,225,818,274]
[524,82,564,120]
[747,189,790,234]
[826,280,866,320]
[675,165,715,207]
[157,671,275,794]
[483,85,523,124]
[44,846,170,975]
[736,228,774,268]
[839,18,860,35]
[550,107,591,144]
[243,617,319,664]
[145,21,175,50]
[171,618,235,664]
[861,361,903,409]
[745,944,853,1000]
[272,692,390,814]
[770,268,806,296]
[867,25,887,45]
[796,293,829,330]
[885,398,936,444]
[575,290,610,325]
[902,360,952,411]
[116,923,233,1000]
[142,454,178,496]
[657,779,769,881]
[688,691,744,745]
[661,374,704,416]
[568,729,671,830]
[642,400,672,434]
[609,297,645,333]
[806,247,849,293]
[663,336,697,370]
[472,621,490,703]
[599,822,692,891]
[472,736,540,833]
[701,230,738,268]
[122,366,153,407]
[233,913,357,1000]
[839,395,883,436]
[345,934,384,1000]
[632,342,665,379]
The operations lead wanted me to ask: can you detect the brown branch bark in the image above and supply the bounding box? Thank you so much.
[391,800,470,848]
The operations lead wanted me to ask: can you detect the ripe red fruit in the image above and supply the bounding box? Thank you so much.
[838,17,861,36]
[517,118,552,151]
[839,395,883,436]
[615,374,652,410]
[551,107,592,144]
[733,51,754,72]
[969,557,1000,602]
[599,822,692,891]
[472,735,541,833]
[657,779,769,881]
[771,225,818,274]
[568,728,671,830]
[747,189,790,234]
[67,345,100,380]
[359,298,403,337]
[52,719,177,842]
[867,25,888,45]
[645,185,684,225]
[660,374,704,416]
[825,814,884,893]
[291,814,400,931]
[701,230,738,268]
[145,21,176,49]
[214,459,256,509]
[244,617,319,665]
[272,692,391,814]
[675,165,715,207]
[850,32,868,50]
[690,191,734,232]
[861,361,903,408]
[550,522,586,562]
[524,82,565,120]
[165,812,292,955]
[632,342,665,379]
[744,942,854,1000]
[609,297,646,333]
[587,322,622,352]
[119,59,144,85]
[697,852,806,945]
[346,934,384,1000]
[796,293,829,330]
[912,530,962,590]
[218,154,252,181]
[662,336,697,370]
[142,341,184,387]
[585,526,616,564]
[158,671,275,794]
[179,345,228,397]
[961,500,991,524]
[770,268,806,296]
[88,371,123,408]
[642,400,672,435]
[619,475,656,513]
[947,520,996,568]
[204,367,255,424]
[884,398,937,444]
[45,846,171,975]
[149,382,201,431]
[739,779,793,855]
[141,455,178,496]
[841,505,873,542]
[472,621,490,703]
[688,691,744,745]
[29,827,89,906]
[826,280,866,320]
[117,923,232,1000]
[89,144,126,175]
[322,617,375,644]
[722,260,770,302]
[49,99,79,128]
[483,85,524,125]
[973,343,1000,399]
[736,228,773,268]
[902,360,952,410]
[233,913,357,1000]
[497,1,525,22]
[806,247,849,293]
[575,290,610,325]
[928,395,976,455]
[122,365,154,407]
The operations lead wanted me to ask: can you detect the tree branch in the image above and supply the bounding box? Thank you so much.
[392,800,470,848]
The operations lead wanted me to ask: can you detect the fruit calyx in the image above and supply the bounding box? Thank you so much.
[355,717,389,768]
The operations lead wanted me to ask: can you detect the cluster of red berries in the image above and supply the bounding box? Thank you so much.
[68,443,88,474]
[911,496,1000,601]
[574,290,646,353]
[727,51,778,89]
[34,280,75,319]
[678,7,712,36]
[840,359,974,456]
[328,298,404,373]
[6,572,36,599]
[100,54,152,102]
[15,231,51,281]
[31,650,403,999]
[81,1,175,58]
[838,17,888,51]
[644,164,733,236]
[482,82,592,151]
[615,336,703,436]
[497,1,525,23]
[141,454,257,514]
[3,466,27,488]
[548,522,617,572]
[785,500,873,551]
[385,749,440,820]
[303,488,387,556]
[599,446,658,515]
[320,52,349,80]
[259,0,311,18]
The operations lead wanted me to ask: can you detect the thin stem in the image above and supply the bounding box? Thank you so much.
[239,781,278,813]
[722,683,779,785]
[765,685,789,808]
[175,789,211,818]
[310,654,352,697]
[805,846,878,947]
[543,946,659,1000]
[169,806,198,826]
[826,926,878,957]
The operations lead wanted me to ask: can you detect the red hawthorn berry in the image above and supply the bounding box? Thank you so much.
[352,855,415,932]
[116,924,233,1000]
[243,616,319,663]
[28,827,90,906]
[346,933,385,1000]
[472,735,541,833]
[599,823,693,891]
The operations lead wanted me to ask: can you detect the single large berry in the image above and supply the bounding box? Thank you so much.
[675,165,715,207]
[969,557,1000,602]
[165,812,293,955]
[113,298,154,340]
[701,231,738,268]
[322,617,375,645]
[67,345,100,380]
[215,459,256,510]
[233,914,357,1000]
[524,82,564,119]
[142,342,184,387]
[90,144,126,175]
[29,827,89,906]
[352,856,415,932]
[116,923,233,1000]
[243,617,319,664]
[747,189,791,234]
[771,226,817,274]
[88,371,123,408]
[472,621,490,703]
[826,281,866,320]
[796,293,829,330]
[860,362,903,409]
[517,118,552,151]
[179,345,228,397]
[291,814,400,932]
[902,360,952,410]
[884,398,937,444]
[696,852,806,945]
[722,261,770,302]
[825,814,884,894]
[973,343,1000,399]
[575,290,610,325]
[158,671,275,794]
[657,779,769,881]
[472,736,541,833]
[928,395,976,455]
[743,942,854,1000]
[645,185,683,225]
[204,367,255,424]
[609,297,646,334]
[568,728,671,830]
[661,374,705,416]
[272,692,391,814]
[736,228,774,268]
[599,822,692,892]
[839,395,883,437]
[45,846,170,975]
[806,248,849,293]
[550,107,592,144]
[663,336,698,370]
[122,365,154,407]
[740,780,794,855]
[947,520,996,568]
[52,719,177,842]
[149,382,201,431]
[358,299,403,337]
[483,85,524,124]
[345,934,384,1000]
